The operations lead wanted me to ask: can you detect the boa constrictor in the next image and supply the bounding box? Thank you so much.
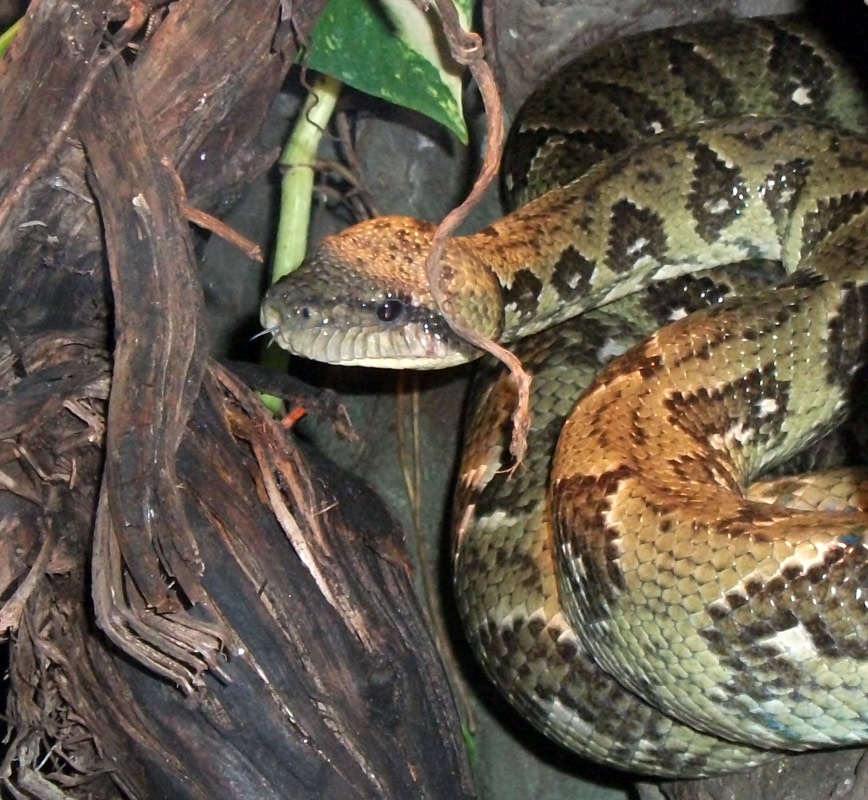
[261,17,868,777]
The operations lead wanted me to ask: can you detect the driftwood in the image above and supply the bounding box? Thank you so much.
[0,1,475,797]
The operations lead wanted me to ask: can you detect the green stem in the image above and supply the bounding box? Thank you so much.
[272,73,342,283]
[0,18,21,60]
[262,73,342,415]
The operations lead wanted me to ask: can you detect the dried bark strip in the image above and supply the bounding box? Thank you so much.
[82,58,225,688]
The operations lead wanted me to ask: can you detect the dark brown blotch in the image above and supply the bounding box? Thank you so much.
[801,191,868,258]
[584,79,673,137]
[766,22,834,116]
[664,363,790,460]
[666,37,739,117]
[551,245,595,301]
[606,198,668,274]
[553,466,634,608]
[687,141,748,243]
[501,268,544,322]
[761,158,812,234]
[826,282,868,387]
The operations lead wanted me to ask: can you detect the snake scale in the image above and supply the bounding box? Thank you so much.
[261,17,868,776]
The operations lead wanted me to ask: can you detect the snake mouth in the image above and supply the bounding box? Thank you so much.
[260,296,480,369]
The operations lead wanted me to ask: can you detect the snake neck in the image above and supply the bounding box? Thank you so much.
[463,116,868,345]
[263,118,868,369]
[462,184,626,342]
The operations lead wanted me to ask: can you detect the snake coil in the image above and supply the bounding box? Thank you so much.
[262,17,868,776]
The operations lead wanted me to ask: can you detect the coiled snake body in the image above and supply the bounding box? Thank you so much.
[262,17,868,776]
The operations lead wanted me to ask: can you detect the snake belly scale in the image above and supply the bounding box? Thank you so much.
[261,17,868,776]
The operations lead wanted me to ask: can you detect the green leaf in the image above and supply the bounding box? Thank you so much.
[306,0,473,143]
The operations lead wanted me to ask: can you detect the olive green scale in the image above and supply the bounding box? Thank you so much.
[262,17,868,776]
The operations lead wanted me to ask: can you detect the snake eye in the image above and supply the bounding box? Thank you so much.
[376,299,404,322]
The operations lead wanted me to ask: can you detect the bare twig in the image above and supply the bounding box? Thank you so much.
[183,204,263,262]
[420,0,531,465]
[334,112,380,218]
[480,0,499,83]
[313,157,378,221]
[162,157,263,262]
[0,521,56,632]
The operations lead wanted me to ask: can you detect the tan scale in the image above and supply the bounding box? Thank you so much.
[261,17,868,776]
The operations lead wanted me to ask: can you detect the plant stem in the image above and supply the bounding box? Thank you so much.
[262,73,342,414]
[272,73,342,283]
[0,18,21,60]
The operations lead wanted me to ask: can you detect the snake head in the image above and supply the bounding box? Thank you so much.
[260,216,495,369]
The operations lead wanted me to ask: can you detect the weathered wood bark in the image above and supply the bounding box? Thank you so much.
[0,1,475,797]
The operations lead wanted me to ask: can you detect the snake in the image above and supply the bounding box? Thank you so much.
[261,17,868,777]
